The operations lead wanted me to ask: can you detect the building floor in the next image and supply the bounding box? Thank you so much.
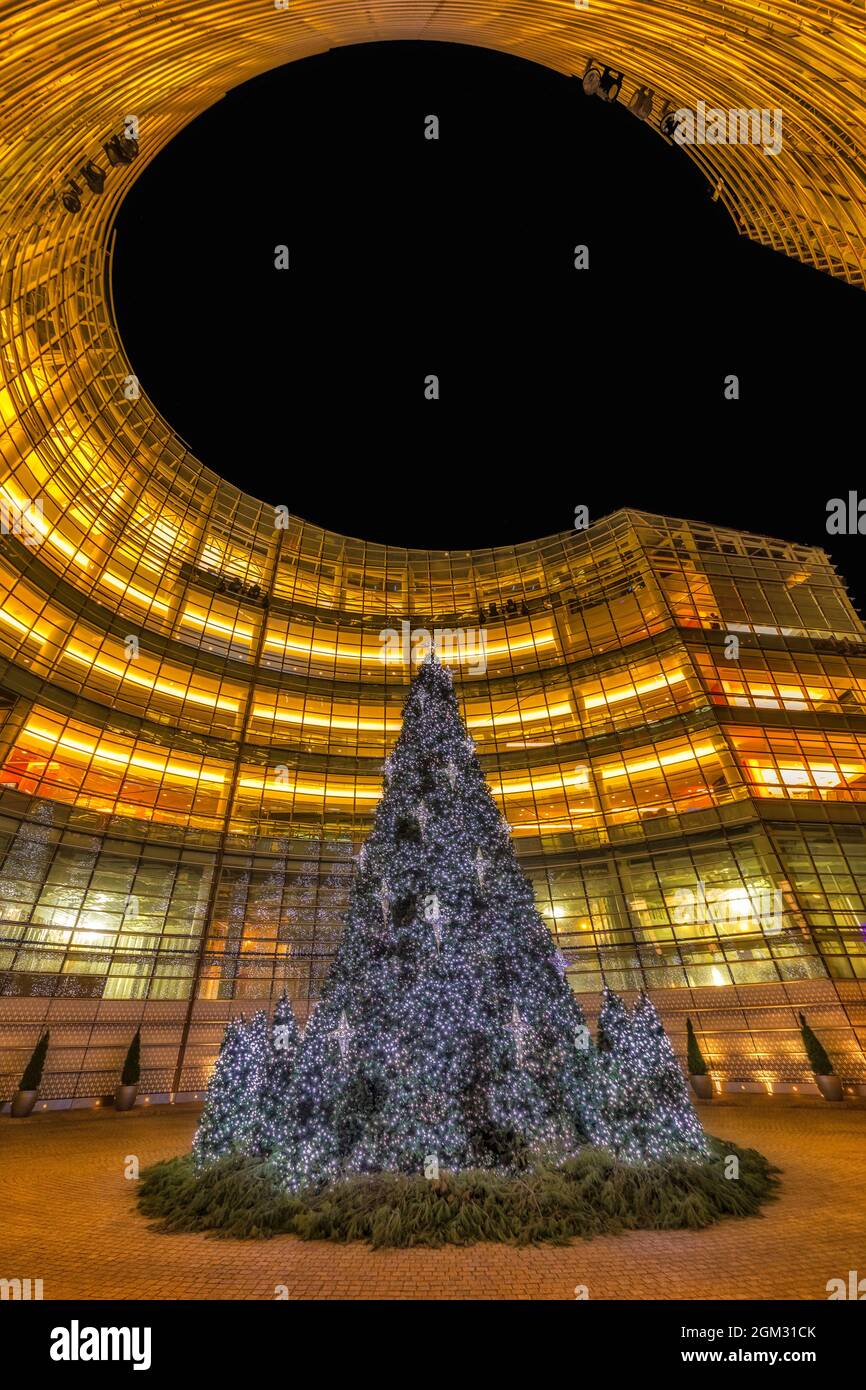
[3,1098,864,1300]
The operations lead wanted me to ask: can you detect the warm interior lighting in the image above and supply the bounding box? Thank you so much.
[583,670,686,709]
[1,480,91,569]
[249,699,573,736]
[181,607,254,641]
[601,742,719,780]
[23,722,226,785]
[261,630,556,664]
[101,570,169,613]
[62,643,240,712]
[1,0,863,1094]
[490,767,590,796]
[0,609,46,643]
[237,774,380,801]
[718,677,831,710]
[467,701,572,728]
[748,759,864,790]
[251,705,401,732]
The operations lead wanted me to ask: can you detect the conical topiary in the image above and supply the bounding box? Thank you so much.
[686,1017,708,1075]
[121,1029,141,1086]
[799,1012,834,1076]
[19,1029,49,1092]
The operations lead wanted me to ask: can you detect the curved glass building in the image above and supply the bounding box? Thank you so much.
[2,487,866,1098]
[1,1,865,1102]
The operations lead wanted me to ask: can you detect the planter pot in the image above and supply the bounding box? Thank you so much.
[11,1089,38,1117]
[690,1074,714,1101]
[815,1074,843,1102]
[114,1083,139,1112]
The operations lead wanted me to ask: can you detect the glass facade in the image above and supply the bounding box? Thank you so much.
[1,492,866,1096]
[1,1,864,1098]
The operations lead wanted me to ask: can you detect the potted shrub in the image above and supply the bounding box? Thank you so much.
[115,1028,141,1111]
[11,1029,49,1117]
[799,1013,842,1101]
[686,1017,713,1100]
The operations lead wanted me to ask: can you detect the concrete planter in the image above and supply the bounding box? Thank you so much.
[114,1083,138,1112]
[11,1089,38,1117]
[816,1074,843,1102]
[690,1074,713,1101]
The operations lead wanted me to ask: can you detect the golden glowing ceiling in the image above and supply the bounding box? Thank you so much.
[0,1,863,559]
[2,1,865,283]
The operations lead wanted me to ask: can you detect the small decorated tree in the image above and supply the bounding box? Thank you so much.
[585,988,707,1161]
[632,993,707,1159]
[583,988,644,1158]
[251,993,302,1158]
[193,1012,269,1166]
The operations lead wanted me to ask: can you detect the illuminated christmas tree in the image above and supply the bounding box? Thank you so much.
[193,1010,269,1166]
[251,992,302,1158]
[278,657,591,1190]
[586,987,707,1161]
[582,988,637,1155]
[632,992,707,1157]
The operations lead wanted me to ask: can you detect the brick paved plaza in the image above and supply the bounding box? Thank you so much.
[2,1099,864,1300]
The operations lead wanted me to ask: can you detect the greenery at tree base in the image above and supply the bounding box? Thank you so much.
[686,1017,709,1075]
[798,1013,834,1076]
[138,1139,778,1247]
[121,1029,141,1086]
[19,1029,49,1092]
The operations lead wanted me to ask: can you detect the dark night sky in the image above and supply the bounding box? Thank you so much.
[112,41,865,603]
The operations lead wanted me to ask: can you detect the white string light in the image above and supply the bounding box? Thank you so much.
[193,660,708,1188]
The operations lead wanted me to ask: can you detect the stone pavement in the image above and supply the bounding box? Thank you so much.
[2,1100,864,1299]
